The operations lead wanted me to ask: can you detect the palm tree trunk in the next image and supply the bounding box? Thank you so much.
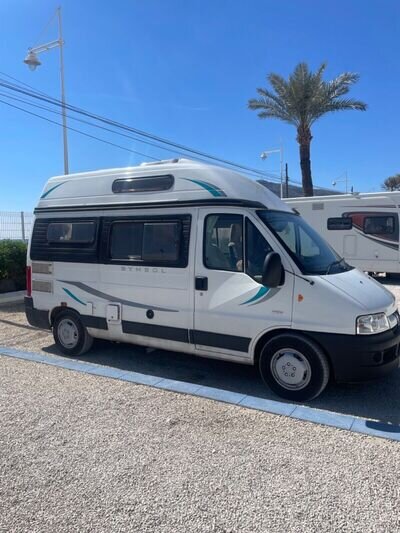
[297,126,313,197]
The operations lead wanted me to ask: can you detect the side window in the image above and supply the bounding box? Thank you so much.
[31,218,99,263]
[112,175,174,193]
[110,222,143,260]
[47,221,96,243]
[245,219,273,281]
[364,216,395,235]
[327,217,352,230]
[204,214,243,271]
[108,217,189,267]
[142,222,180,262]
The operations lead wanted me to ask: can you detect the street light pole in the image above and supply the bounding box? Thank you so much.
[260,147,284,198]
[332,171,349,193]
[57,7,69,175]
[24,6,69,174]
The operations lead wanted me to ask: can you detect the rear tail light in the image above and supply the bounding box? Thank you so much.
[26,266,32,297]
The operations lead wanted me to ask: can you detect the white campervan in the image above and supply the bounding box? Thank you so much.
[286,192,400,275]
[26,159,400,401]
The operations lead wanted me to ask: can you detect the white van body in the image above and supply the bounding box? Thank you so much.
[286,192,400,274]
[26,159,400,400]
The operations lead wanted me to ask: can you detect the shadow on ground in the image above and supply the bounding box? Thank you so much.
[41,337,400,427]
[3,301,400,428]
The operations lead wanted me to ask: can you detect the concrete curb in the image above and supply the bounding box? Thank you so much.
[0,291,25,306]
[0,345,399,443]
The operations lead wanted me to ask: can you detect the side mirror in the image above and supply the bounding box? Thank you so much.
[262,252,284,288]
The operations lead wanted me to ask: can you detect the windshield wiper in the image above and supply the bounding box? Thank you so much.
[326,258,346,275]
[284,269,315,285]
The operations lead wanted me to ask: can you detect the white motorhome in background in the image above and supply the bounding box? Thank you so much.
[286,192,400,275]
[25,159,400,401]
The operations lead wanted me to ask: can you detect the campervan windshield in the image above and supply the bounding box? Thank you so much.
[259,210,353,276]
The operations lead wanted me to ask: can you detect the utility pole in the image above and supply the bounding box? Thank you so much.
[285,163,289,198]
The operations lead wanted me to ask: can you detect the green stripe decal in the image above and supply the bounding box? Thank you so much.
[184,178,226,197]
[240,286,269,305]
[40,182,65,199]
[62,288,86,306]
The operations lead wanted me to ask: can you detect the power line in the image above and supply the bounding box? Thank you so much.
[0,76,285,182]
[0,90,180,153]
[0,71,322,189]
[0,98,158,161]
[0,90,284,181]
[0,71,49,98]
[0,90,267,176]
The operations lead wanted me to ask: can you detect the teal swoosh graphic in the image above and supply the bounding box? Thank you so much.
[240,286,269,305]
[40,182,65,199]
[63,288,86,306]
[247,287,279,306]
[184,178,226,197]
[59,280,178,313]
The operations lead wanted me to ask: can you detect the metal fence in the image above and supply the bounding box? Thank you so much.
[0,211,34,241]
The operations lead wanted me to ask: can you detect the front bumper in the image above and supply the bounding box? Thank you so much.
[25,297,51,330]
[307,325,400,382]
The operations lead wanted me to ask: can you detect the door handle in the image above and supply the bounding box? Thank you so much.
[195,276,208,291]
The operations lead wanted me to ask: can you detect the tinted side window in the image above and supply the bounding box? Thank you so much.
[110,222,143,260]
[142,222,180,262]
[112,175,174,193]
[327,217,352,230]
[245,219,273,281]
[106,215,190,267]
[47,221,96,243]
[204,214,243,271]
[31,218,99,263]
[364,216,395,235]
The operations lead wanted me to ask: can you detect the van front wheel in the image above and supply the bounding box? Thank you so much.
[259,334,330,401]
[53,311,93,356]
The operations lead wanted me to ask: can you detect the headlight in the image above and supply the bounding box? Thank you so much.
[356,312,392,335]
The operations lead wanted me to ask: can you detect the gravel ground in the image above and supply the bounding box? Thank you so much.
[0,281,400,532]
[1,355,400,533]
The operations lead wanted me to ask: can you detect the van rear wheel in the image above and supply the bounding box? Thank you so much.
[53,310,93,356]
[259,333,330,401]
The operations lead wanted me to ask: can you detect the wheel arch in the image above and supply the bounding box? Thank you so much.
[253,328,334,377]
[50,305,81,326]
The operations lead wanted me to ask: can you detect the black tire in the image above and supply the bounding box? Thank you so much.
[259,333,330,402]
[53,310,93,356]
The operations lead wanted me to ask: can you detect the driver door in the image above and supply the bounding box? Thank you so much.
[193,209,294,360]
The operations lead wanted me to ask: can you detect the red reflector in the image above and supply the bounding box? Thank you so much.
[26,266,32,297]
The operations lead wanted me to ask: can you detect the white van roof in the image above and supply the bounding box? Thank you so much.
[36,158,291,213]
[287,191,400,204]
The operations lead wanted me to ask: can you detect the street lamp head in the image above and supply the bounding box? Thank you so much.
[24,50,41,71]
[332,181,337,187]
[260,152,268,160]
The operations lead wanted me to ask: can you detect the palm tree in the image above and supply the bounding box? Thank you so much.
[248,63,367,196]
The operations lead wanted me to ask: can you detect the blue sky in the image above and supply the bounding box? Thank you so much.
[0,0,399,211]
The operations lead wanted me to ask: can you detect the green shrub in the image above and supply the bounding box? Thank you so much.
[0,240,27,291]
